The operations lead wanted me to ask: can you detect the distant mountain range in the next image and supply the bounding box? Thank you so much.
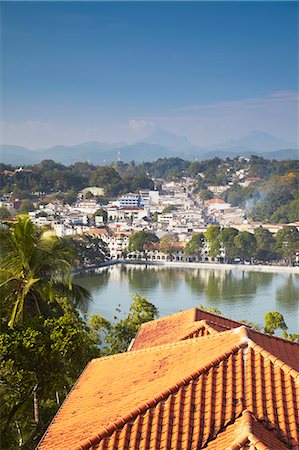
[0,130,298,166]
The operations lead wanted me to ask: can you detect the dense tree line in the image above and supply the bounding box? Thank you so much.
[128,226,299,264]
[0,160,153,200]
[0,217,158,449]
[1,156,298,222]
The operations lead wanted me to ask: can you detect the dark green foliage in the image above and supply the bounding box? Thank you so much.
[254,227,277,261]
[90,294,159,355]
[0,313,99,449]
[84,191,94,199]
[0,215,91,328]
[275,226,299,262]
[200,189,214,201]
[234,231,257,261]
[65,235,109,267]
[204,226,221,259]
[94,208,108,223]
[162,205,177,214]
[185,233,205,258]
[219,228,239,261]
[0,207,11,219]
[19,199,35,214]
[198,304,223,315]
[264,311,288,335]
[128,231,159,253]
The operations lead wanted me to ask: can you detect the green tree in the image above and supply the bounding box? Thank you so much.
[200,189,214,201]
[0,207,11,219]
[94,208,108,224]
[275,226,299,263]
[219,228,239,262]
[264,311,288,335]
[162,205,177,214]
[84,191,94,199]
[128,231,159,253]
[66,235,109,267]
[19,199,35,214]
[205,226,221,259]
[90,294,158,355]
[234,231,257,261]
[0,311,98,449]
[184,233,205,259]
[198,304,223,315]
[254,227,277,261]
[0,215,90,328]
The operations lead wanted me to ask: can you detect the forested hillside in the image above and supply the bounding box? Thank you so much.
[0,156,298,223]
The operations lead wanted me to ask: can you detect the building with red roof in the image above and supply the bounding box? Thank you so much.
[38,308,299,449]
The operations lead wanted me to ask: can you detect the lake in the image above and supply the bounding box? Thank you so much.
[75,264,299,334]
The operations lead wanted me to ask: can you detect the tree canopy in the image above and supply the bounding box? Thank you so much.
[0,215,90,328]
[184,233,205,258]
[128,231,159,253]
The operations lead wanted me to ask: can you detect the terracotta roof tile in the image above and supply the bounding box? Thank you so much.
[38,329,247,450]
[131,308,243,350]
[247,329,299,372]
[245,346,299,447]
[38,309,299,450]
[205,411,290,449]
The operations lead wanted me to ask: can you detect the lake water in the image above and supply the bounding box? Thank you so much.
[75,264,299,334]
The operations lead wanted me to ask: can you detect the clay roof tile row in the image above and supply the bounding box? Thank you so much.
[37,308,299,450]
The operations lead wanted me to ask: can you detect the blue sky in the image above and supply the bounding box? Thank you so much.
[1,1,298,148]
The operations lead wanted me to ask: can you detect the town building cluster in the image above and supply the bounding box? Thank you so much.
[1,174,298,263]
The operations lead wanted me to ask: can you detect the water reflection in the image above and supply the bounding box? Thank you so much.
[75,268,110,293]
[184,269,274,304]
[121,265,159,290]
[74,265,299,333]
[276,274,299,310]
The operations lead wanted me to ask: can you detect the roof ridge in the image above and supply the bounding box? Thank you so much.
[179,320,211,341]
[249,341,299,379]
[73,342,248,450]
[249,328,299,346]
[196,308,245,326]
[180,319,225,340]
[226,411,262,450]
[138,306,197,329]
[89,327,243,364]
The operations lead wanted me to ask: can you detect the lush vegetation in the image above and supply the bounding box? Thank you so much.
[0,217,159,449]
[127,226,299,264]
[201,225,299,263]
[1,156,298,223]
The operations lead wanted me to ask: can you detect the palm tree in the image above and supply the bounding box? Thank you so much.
[0,215,91,328]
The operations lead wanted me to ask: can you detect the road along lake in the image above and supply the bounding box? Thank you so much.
[75,263,299,334]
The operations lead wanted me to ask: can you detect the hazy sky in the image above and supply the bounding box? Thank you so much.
[1,1,298,148]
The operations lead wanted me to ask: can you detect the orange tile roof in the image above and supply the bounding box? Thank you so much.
[38,321,299,450]
[131,307,242,350]
[206,198,225,204]
[205,410,289,450]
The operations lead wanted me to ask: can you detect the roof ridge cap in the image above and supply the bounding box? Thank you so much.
[73,342,248,450]
[138,307,198,329]
[90,328,242,364]
[198,308,245,326]
[179,320,210,341]
[247,433,272,450]
[226,410,253,449]
[249,328,299,346]
[250,342,299,379]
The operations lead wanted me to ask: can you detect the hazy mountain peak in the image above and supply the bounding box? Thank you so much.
[140,129,191,149]
[211,130,297,152]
